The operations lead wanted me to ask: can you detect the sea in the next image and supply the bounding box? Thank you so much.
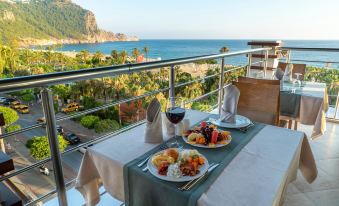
[57,40,339,68]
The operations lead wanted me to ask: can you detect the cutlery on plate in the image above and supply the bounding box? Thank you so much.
[239,122,254,133]
[142,166,148,172]
[137,145,168,168]
[178,163,216,191]
[185,163,219,191]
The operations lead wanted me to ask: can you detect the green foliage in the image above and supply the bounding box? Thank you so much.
[80,115,100,129]
[0,0,89,43]
[81,96,102,110]
[0,106,19,126]
[194,59,218,65]
[22,93,35,102]
[191,102,212,112]
[28,135,68,160]
[94,119,120,133]
[5,124,21,133]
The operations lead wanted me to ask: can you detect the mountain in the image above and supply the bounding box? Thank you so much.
[0,0,138,46]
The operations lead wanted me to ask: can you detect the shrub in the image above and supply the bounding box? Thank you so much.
[0,106,19,126]
[21,93,35,102]
[94,119,120,133]
[28,135,68,160]
[5,124,21,133]
[80,115,100,129]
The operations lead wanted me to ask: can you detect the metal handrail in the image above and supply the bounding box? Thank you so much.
[0,48,270,93]
[280,47,339,52]
[0,48,271,206]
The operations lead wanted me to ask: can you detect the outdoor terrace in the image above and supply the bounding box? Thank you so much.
[0,44,337,206]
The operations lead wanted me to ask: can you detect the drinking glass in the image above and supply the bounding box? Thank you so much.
[294,73,302,86]
[165,97,185,148]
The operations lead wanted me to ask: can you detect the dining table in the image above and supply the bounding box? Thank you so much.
[75,110,317,206]
[280,81,329,138]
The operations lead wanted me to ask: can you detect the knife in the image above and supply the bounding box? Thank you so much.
[185,163,219,191]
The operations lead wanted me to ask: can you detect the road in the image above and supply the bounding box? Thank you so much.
[1,98,100,200]
[16,103,85,173]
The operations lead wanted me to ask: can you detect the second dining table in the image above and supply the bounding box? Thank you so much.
[76,110,317,206]
[280,81,329,138]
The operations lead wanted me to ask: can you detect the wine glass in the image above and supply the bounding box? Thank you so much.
[294,73,302,86]
[165,97,185,148]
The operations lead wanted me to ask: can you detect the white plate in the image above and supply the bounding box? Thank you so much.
[210,115,251,128]
[147,149,209,182]
[182,135,232,149]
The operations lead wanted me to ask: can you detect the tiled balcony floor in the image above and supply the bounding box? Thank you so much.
[43,121,339,206]
[283,121,339,206]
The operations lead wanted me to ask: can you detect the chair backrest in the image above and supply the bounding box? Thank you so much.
[234,81,280,126]
[277,62,306,79]
[238,76,280,85]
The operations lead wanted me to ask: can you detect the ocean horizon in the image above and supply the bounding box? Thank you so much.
[57,39,339,68]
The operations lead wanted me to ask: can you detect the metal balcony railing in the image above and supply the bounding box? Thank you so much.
[1,46,338,205]
[0,48,271,206]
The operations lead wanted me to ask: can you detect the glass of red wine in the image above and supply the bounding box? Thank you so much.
[165,97,185,148]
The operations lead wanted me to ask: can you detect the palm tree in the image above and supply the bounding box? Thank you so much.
[142,47,149,62]
[111,50,119,64]
[119,51,128,64]
[93,51,104,64]
[132,48,140,62]
[219,46,229,53]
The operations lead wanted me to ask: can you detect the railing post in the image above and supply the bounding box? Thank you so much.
[286,50,291,63]
[41,88,68,206]
[334,91,339,119]
[218,58,225,115]
[263,50,268,78]
[246,54,252,77]
[169,65,175,106]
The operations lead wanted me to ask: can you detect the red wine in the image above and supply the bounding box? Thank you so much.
[166,107,185,124]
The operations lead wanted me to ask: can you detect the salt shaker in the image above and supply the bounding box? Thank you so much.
[183,119,191,134]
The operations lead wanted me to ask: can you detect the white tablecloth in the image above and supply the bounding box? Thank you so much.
[76,110,317,206]
[282,82,329,138]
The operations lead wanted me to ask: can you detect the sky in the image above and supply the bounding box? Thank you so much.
[73,0,339,40]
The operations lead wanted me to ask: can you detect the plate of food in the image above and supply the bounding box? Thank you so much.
[183,121,232,148]
[147,148,209,182]
[210,115,251,128]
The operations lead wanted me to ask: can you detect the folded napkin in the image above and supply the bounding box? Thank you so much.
[275,67,284,80]
[144,98,163,143]
[283,63,293,82]
[220,85,240,123]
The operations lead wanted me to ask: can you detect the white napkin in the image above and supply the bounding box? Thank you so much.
[144,98,163,143]
[275,67,284,80]
[220,85,240,123]
[283,63,293,82]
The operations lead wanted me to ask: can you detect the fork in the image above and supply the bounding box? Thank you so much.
[140,144,168,172]
[178,163,215,190]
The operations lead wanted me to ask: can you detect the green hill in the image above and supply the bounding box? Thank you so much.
[0,0,137,46]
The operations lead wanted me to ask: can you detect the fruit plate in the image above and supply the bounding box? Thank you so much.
[147,149,209,182]
[210,115,251,128]
[182,135,232,149]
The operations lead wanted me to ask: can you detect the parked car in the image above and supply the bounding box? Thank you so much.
[10,101,21,109]
[61,102,80,113]
[0,97,7,103]
[18,105,30,114]
[3,98,17,106]
[63,133,80,145]
[56,125,64,134]
[36,117,46,124]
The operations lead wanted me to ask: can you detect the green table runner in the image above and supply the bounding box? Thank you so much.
[280,91,301,118]
[123,116,265,206]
